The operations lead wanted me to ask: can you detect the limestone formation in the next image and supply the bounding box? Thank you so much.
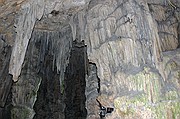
[0,0,180,119]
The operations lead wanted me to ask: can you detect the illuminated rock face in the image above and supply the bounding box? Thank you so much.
[0,0,180,119]
[81,0,180,118]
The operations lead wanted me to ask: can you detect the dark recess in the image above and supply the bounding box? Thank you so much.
[64,40,87,119]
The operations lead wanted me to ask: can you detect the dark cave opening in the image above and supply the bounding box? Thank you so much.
[33,38,88,119]
[32,36,63,119]
[0,30,100,119]
[64,40,87,119]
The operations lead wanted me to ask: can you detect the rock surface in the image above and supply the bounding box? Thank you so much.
[0,0,180,119]
[85,63,100,119]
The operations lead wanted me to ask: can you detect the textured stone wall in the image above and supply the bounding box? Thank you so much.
[0,0,180,119]
[73,0,180,118]
[85,63,100,119]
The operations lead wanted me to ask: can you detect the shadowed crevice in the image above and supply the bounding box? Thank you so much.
[64,40,87,119]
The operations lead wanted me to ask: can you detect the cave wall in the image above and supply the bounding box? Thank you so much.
[72,0,180,118]
[85,63,100,119]
[0,0,180,119]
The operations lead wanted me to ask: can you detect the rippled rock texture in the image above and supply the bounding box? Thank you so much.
[82,0,180,118]
[0,0,180,119]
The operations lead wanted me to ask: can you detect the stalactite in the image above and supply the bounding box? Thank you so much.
[11,23,73,119]
[9,0,45,82]
[69,16,77,41]
[31,28,73,93]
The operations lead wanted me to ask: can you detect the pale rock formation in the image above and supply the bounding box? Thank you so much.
[9,0,45,82]
[8,0,91,82]
[74,0,180,118]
